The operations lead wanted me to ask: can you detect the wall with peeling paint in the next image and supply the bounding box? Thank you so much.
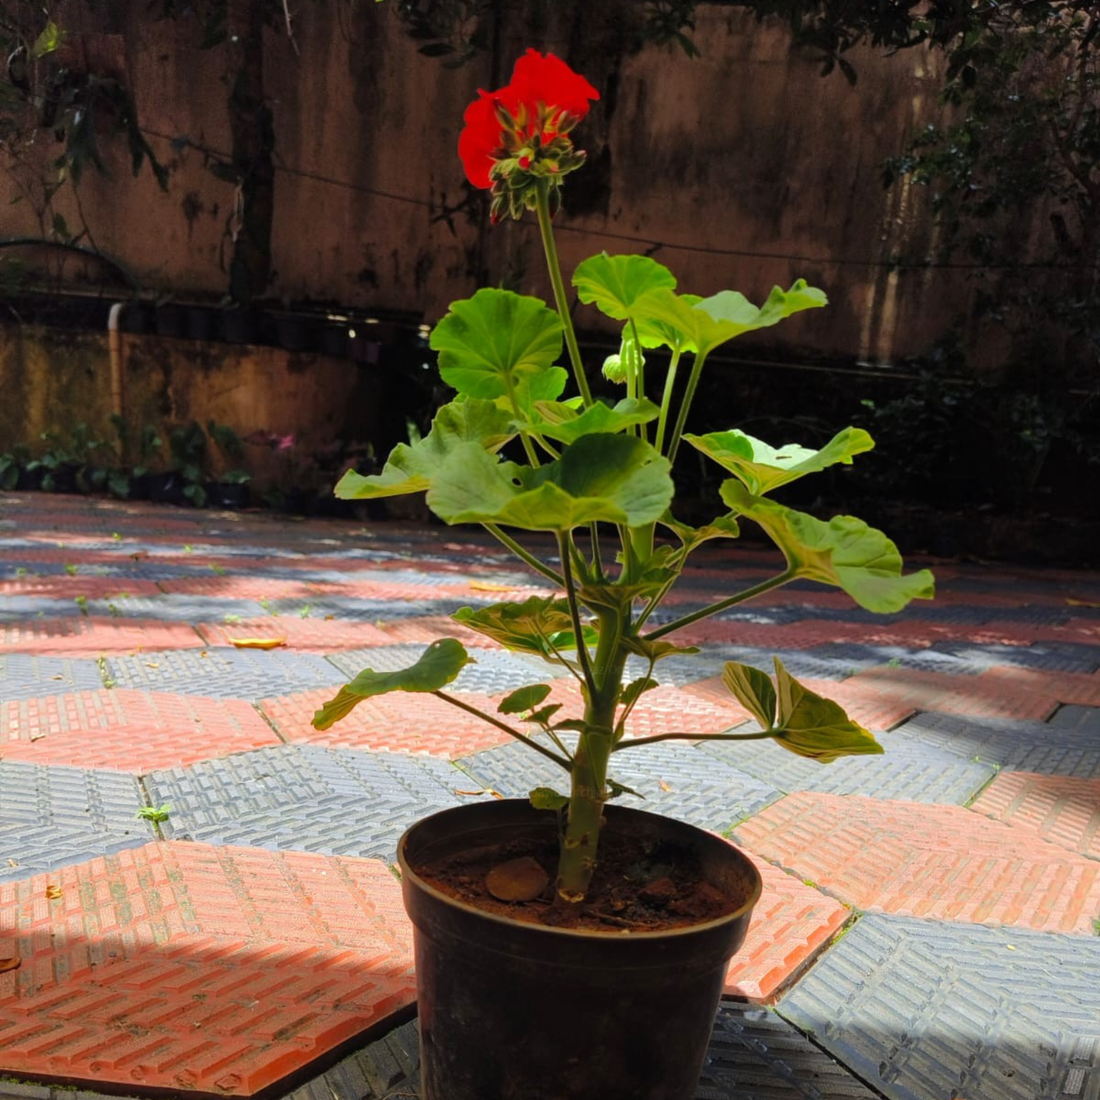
[1,2,984,364]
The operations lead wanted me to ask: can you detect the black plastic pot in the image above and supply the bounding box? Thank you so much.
[398,800,762,1100]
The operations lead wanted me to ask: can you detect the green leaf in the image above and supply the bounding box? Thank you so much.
[311,639,471,730]
[770,658,884,762]
[335,399,514,500]
[623,636,700,661]
[31,20,64,59]
[430,288,565,401]
[620,677,658,707]
[524,397,659,444]
[632,279,827,359]
[660,512,741,550]
[572,252,677,321]
[529,787,569,811]
[524,704,563,726]
[428,435,673,531]
[498,683,553,714]
[684,427,875,495]
[606,777,644,799]
[453,598,594,657]
[721,662,778,730]
[721,482,936,613]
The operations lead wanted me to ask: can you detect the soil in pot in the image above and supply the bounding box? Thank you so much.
[415,820,739,932]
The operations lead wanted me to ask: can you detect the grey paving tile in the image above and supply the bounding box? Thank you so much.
[101,645,349,696]
[779,914,1100,1100]
[699,730,997,804]
[933,641,1100,674]
[0,762,149,878]
[82,595,269,621]
[457,738,780,831]
[697,1002,882,1098]
[0,654,106,699]
[626,648,855,687]
[1049,704,1100,732]
[329,643,551,694]
[147,744,473,859]
[894,710,1100,778]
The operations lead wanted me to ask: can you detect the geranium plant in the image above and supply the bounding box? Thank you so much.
[314,49,934,907]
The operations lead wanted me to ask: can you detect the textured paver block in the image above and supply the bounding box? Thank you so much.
[458,738,780,831]
[734,791,1100,932]
[971,770,1100,859]
[0,618,206,657]
[895,710,1100,778]
[701,728,997,805]
[147,745,473,859]
[0,690,281,771]
[198,617,396,651]
[0,842,415,1096]
[0,762,148,879]
[780,914,1100,1100]
[0,655,105,700]
[329,644,549,695]
[700,1002,881,1098]
[262,687,516,757]
[103,646,349,697]
[725,854,850,1003]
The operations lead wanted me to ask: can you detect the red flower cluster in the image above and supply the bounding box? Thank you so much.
[458,49,599,217]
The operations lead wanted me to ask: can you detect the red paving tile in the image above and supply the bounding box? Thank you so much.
[0,578,162,598]
[971,771,1100,860]
[261,687,516,757]
[724,852,850,1003]
[539,679,751,738]
[0,690,281,771]
[0,842,415,1096]
[196,617,395,651]
[156,577,344,600]
[0,619,207,657]
[797,666,1063,724]
[734,792,1100,933]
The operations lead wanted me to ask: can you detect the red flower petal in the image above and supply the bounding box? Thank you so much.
[457,90,504,189]
[508,49,600,122]
[457,50,599,190]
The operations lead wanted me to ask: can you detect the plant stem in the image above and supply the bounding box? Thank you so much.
[653,347,681,455]
[483,523,565,587]
[554,606,626,903]
[535,180,592,406]
[612,729,776,751]
[666,349,708,466]
[433,690,572,770]
[644,569,796,641]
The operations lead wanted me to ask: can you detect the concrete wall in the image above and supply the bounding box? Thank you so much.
[1,3,972,358]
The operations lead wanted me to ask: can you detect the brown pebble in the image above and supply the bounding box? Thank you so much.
[485,856,550,902]
[639,876,677,905]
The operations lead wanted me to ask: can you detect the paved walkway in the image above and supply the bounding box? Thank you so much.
[1,491,1098,1100]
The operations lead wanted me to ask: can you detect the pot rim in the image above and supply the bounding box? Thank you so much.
[397,798,763,943]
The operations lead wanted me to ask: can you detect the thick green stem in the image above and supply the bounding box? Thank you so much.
[555,607,628,903]
[535,180,593,406]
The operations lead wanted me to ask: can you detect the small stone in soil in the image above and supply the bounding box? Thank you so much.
[485,856,550,902]
[639,876,677,906]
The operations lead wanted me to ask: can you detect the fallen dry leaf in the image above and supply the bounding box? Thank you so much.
[227,637,287,650]
[469,580,515,592]
[45,885,62,900]
[0,957,21,973]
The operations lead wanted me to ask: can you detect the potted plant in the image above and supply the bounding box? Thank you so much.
[314,50,935,1100]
